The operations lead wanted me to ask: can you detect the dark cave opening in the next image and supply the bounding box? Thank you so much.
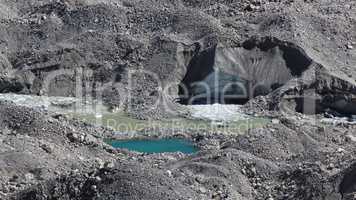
[242,37,312,77]
[178,46,250,105]
[339,164,356,199]
[178,38,312,105]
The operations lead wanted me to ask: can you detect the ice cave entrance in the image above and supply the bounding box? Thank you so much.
[178,69,250,105]
[178,38,311,105]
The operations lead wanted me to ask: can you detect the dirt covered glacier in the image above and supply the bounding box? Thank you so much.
[0,0,356,200]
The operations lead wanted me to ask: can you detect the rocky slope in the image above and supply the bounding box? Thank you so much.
[0,0,356,200]
[0,101,356,200]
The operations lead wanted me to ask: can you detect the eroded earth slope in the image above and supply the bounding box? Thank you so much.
[0,0,356,200]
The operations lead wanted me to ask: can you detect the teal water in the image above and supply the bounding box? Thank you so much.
[107,139,199,154]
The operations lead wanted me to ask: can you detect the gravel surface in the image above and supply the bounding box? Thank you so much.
[0,0,356,200]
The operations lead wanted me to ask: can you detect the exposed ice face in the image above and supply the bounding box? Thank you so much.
[188,103,248,122]
[178,43,312,105]
[0,93,54,108]
[0,93,107,114]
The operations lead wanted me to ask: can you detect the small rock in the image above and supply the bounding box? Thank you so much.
[199,187,207,194]
[68,133,79,142]
[95,158,105,169]
[251,167,257,175]
[40,143,53,154]
[346,44,354,49]
[104,161,115,169]
[337,148,345,153]
[80,135,85,142]
[91,185,97,190]
[245,4,260,11]
[165,170,172,177]
[327,163,335,170]
[272,119,280,124]
[345,134,356,142]
[84,134,97,144]
[95,176,102,182]
[24,173,34,182]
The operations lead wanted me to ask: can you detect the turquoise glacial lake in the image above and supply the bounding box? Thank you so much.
[107,138,199,154]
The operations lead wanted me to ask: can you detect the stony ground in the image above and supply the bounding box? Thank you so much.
[0,0,356,200]
[0,0,355,118]
[1,100,356,200]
